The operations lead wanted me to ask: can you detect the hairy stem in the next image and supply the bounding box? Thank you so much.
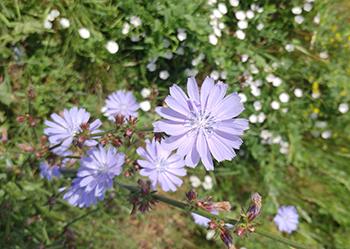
[118,182,309,249]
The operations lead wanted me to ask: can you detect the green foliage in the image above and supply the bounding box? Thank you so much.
[1,0,350,248]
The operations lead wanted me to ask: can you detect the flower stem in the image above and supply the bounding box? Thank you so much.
[118,182,310,249]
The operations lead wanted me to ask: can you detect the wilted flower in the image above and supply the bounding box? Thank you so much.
[44,107,102,154]
[102,90,139,121]
[63,146,125,208]
[274,206,299,234]
[137,139,186,192]
[154,77,248,170]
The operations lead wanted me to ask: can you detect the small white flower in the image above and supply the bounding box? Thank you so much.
[321,130,332,139]
[294,88,303,98]
[253,101,262,111]
[147,61,156,72]
[312,92,320,99]
[218,3,228,14]
[246,10,255,19]
[140,101,151,111]
[202,180,213,190]
[141,88,151,98]
[213,27,222,37]
[131,35,140,42]
[294,15,305,24]
[213,9,223,19]
[122,23,130,35]
[235,10,246,20]
[177,29,187,41]
[271,101,280,110]
[250,4,258,11]
[59,18,70,29]
[258,112,266,123]
[251,86,261,97]
[48,9,60,21]
[210,70,220,80]
[209,34,218,45]
[185,68,198,77]
[241,54,249,62]
[159,70,169,80]
[236,30,246,40]
[319,51,329,59]
[78,28,90,39]
[163,51,173,60]
[257,7,264,13]
[291,6,302,15]
[285,44,295,52]
[260,130,272,140]
[176,47,185,55]
[303,3,313,12]
[256,23,264,30]
[280,146,289,154]
[272,77,282,87]
[238,93,247,103]
[249,114,258,123]
[204,175,212,183]
[220,71,227,80]
[105,41,119,54]
[218,22,225,30]
[189,176,201,188]
[282,108,289,113]
[44,20,52,29]
[272,135,282,144]
[313,14,320,24]
[208,0,217,6]
[238,20,248,29]
[279,93,290,103]
[130,16,142,27]
[338,103,349,114]
[229,0,239,7]
[315,121,327,128]
[266,74,275,83]
[250,64,259,74]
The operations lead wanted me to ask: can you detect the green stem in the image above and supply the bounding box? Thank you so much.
[118,182,309,249]
[255,230,310,249]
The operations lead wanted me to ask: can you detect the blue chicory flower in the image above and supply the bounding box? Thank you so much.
[273,205,299,234]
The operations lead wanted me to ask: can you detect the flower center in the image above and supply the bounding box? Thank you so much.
[155,159,168,173]
[186,112,215,134]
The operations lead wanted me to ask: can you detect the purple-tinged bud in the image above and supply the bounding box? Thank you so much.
[246,192,262,222]
[28,86,36,100]
[186,189,197,202]
[124,128,133,138]
[128,116,137,126]
[16,115,26,123]
[1,128,7,144]
[115,114,125,125]
[220,227,233,248]
[212,201,232,212]
[18,143,35,152]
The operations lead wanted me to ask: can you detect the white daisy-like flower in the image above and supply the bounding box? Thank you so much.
[294,15,305,24]
[241,54,249,62]
[210,70,220,80]
[177,28,187,41]
[271,101,280,110]
[105,41,119,54]
[78,28,90,39]
[229,0,239,7]
[236,30,246,40]
[291,6,302,15]
[218,3,228,14]
[258,112,266,123]
[246,10,255,19]
[209,34,218,45]
[140,101,151,112]
[159,70,169,80]
[294,88,303,98]
[141,88,151,98]
[235,10,246,20]
[279,93,290,103]
[285,44,295,52]
[59,18,70,29]
[238,20,248,29]
[238,93,247,103]
[249,114,258,123]
[122,23,130,35]
[130,16,142,27]
[189,175,201,188]
[253,101,262,111]
[256,23,264,30]
[321,130,332,139]
[338,103,349,114]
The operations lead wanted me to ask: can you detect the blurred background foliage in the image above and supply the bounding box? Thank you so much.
[0,0,350,248]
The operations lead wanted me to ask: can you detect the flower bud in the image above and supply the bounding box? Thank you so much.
[115,114,124,125]
[213,201,232,212]
[124,128,133,138]
[246,192,262,222]
[18,143,35,152]
[220,227,233,248]
[16,115,26,123]
[185,189,197,202]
